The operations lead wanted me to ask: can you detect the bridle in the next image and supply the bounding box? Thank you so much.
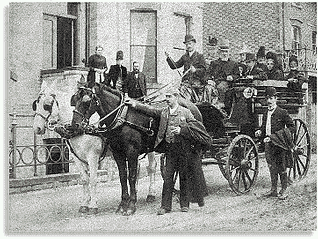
[72,86,126,130]
[33,93,60,131]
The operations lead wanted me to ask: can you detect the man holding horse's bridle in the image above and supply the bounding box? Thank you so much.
[154,89,211,215]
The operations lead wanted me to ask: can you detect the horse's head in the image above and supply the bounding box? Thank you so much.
[70,86,102,127]
[33,92,60,135]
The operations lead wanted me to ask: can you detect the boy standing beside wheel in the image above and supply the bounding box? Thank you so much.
[255,87,295,200]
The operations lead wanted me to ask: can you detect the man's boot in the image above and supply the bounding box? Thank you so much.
[262,168,278,197]
[278,172,288,200]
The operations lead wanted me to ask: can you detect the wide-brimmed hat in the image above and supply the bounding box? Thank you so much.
[265,87,277,97]
[245,53,256,62]
[116,50,123,60]
[183,34,196,44]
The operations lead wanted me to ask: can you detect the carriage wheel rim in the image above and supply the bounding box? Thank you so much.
[287,119,311,182]
[225,134,259,194]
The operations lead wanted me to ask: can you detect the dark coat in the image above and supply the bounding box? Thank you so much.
[105,64,127,89]
[123,71,147,98]
[260,106,295,139]
[286,70,307,91]
[156,105,210,205]
[154,105,212,149]
[167,51,206,86]
[266,68,284,81]
[244,62,268,80]
[87,54,108,87]
[207,58,240,84]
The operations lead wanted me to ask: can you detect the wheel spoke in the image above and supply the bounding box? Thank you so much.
[243,169,253,185]
[296,131,308,146]
[244,146,254,159]
[295,154,306,170]
[242,170,248,190]
[230,165,240,173]
[295,155,304,176]
[294,122,300,140]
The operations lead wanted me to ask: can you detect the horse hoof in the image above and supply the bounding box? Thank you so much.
[79,206,89,213]
[146,195,155,203]
[88,208,98,215]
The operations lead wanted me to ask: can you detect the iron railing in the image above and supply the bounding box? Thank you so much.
[9,113,73,179]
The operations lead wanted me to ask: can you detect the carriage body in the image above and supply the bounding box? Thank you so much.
[196,79,310,194]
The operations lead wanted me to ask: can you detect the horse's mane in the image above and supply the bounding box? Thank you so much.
[98,83,122,98]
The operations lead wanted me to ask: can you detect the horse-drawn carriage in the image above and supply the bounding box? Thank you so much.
[32,76,310,215]
[195,78,310,194]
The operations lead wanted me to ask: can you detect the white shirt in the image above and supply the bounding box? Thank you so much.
[169,104,178,115]
[188,50,195,58]
[265,105,277,136]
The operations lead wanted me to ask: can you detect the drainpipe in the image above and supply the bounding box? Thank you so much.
[282,2,285,51]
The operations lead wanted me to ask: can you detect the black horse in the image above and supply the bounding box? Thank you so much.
[70,83,203,215]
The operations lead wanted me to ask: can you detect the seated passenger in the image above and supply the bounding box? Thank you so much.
[255,46,268,73]
[165,34,206,103]
[206,38,240,114]
[244,53,268,81]
[265,52,284,81]
[286,56,307,92]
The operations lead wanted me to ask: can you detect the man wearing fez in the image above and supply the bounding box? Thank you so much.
[255,87,295,200]
[206,38,240,114]
[87,46,108,88]
[165,34,206,103]
[105,50,127,92]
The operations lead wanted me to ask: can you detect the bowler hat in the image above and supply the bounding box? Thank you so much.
[245,53,256,62]
[183,34,196,44]
[265,87,277,97]
[116,50,123,60]
[256,46,266,59]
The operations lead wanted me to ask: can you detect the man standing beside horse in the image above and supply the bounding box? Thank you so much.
[165,34,206,103]
[155,89,211,215]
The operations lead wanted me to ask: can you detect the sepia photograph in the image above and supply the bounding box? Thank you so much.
[4,0,317,235]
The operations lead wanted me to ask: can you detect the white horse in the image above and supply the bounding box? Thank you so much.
[32,82,157,215]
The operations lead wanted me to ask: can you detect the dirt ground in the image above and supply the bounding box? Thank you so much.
[6,153,317,235]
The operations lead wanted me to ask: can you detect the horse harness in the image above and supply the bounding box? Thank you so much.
[33,93,60,130]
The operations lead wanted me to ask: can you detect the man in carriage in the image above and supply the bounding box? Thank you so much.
[165,34,207,103]
[205,38,241,115]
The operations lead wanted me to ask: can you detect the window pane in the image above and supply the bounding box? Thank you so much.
[131,12,156,45]
[131,46,156,83]
[43,19,54,69]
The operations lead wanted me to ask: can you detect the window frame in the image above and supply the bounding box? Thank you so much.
[130,9,158,84]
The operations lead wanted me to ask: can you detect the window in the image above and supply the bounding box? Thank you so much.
[292,25,301,51]
[130,10,157,83]
[42,3,78,70]
[312,31,317,55]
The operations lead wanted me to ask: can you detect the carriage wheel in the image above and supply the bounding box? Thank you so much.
[225,135,259,195]
[287,119,311,182]
[215,147,230,180]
